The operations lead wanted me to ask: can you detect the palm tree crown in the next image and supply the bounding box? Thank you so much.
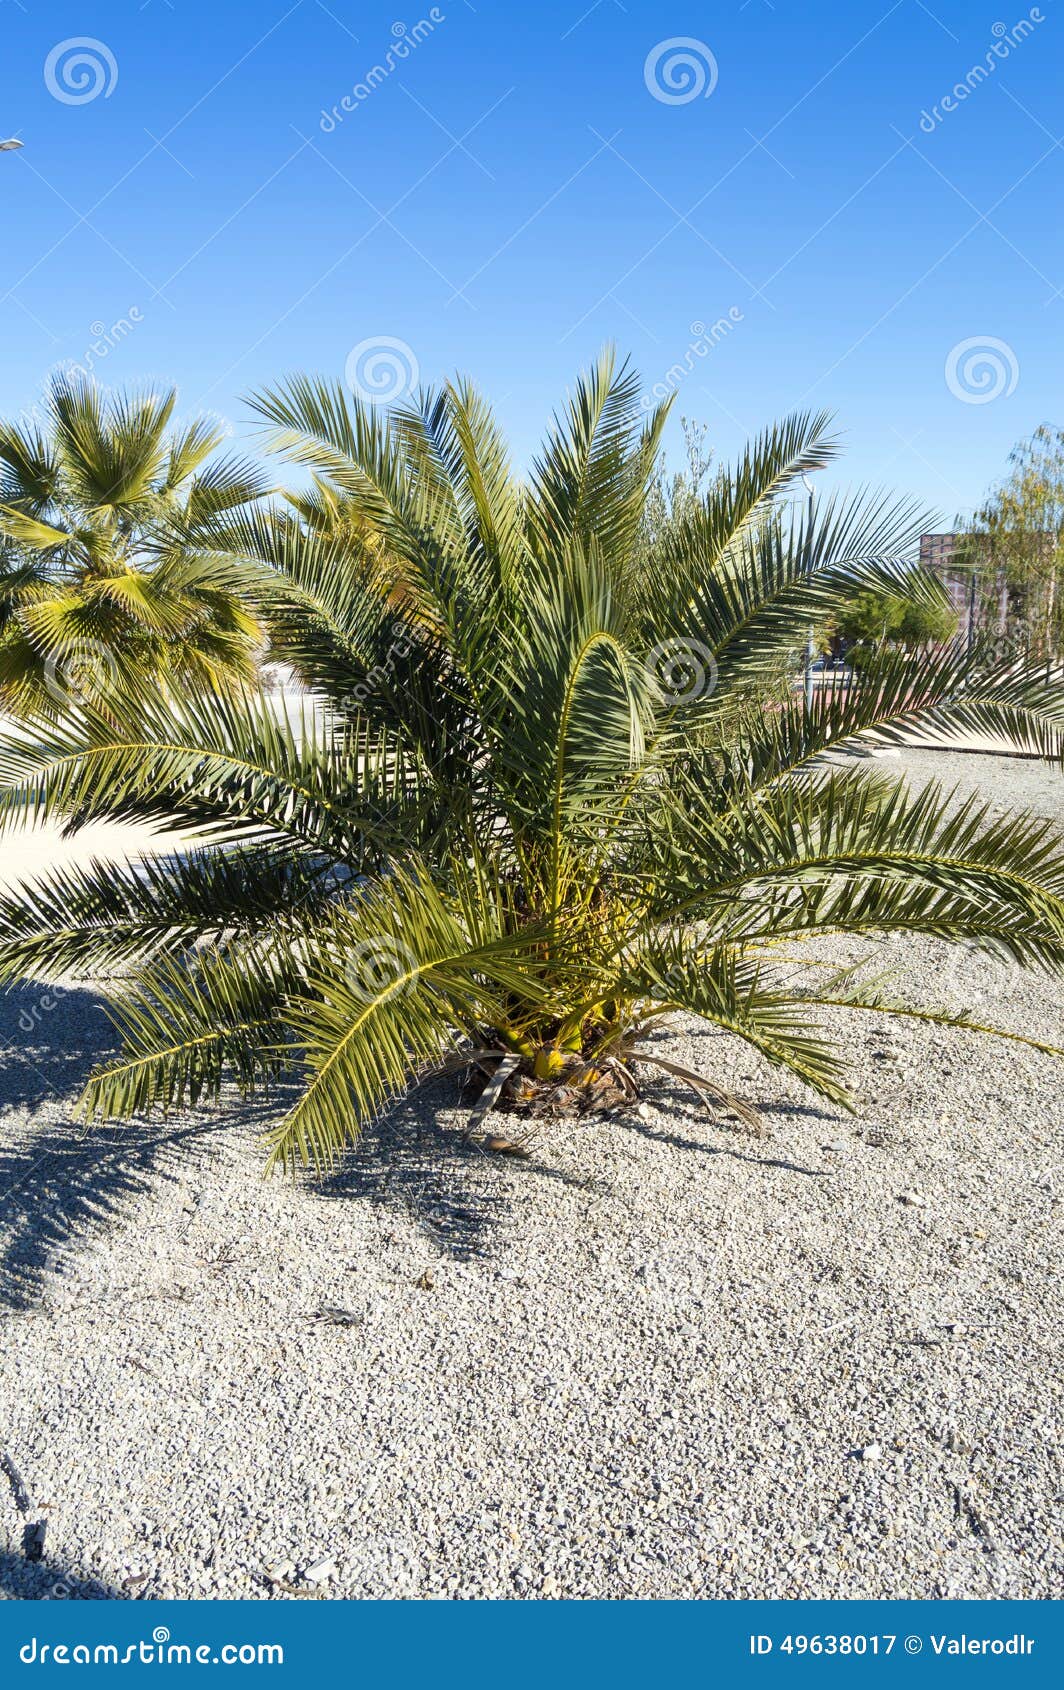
[0,374,266,714]
[0,351,1062,1173]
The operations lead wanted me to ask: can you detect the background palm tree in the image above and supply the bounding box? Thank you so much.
[0,351,1062,1175]
[0,374,267,714]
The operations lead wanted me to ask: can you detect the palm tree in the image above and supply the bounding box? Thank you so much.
[0,351,1062,1174]
[0,374,266,714]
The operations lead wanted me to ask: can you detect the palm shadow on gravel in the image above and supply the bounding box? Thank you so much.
[1,990,748,1289]
[0,1548,122,1600]
[0,983,276,1311]
[314,1075,611,1261]
[618,1068,837,1179]
[0,984,551,1287]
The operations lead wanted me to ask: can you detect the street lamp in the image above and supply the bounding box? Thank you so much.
[0,139,24,152]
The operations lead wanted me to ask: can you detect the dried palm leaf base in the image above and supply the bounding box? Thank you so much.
[450,1046,763,1136]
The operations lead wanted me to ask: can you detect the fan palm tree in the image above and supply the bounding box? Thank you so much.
[0,374,266,714]
[0,351,1062,1174]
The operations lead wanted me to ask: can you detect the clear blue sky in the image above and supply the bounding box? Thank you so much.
[1,0,1061,524]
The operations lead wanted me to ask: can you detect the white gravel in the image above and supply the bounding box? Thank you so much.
[0,749,1061,1601]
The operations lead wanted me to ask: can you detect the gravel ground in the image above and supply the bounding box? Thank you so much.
[0,750,1061,1601]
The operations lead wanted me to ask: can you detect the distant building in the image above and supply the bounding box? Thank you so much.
[919,532,961,572]
[920,532,976,641]
[919,531,1008,647]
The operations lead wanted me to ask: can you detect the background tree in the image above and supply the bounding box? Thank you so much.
[833,586,958,663]
[0,375,268,715]
[956,424,1064,674]
[640,417,714,555]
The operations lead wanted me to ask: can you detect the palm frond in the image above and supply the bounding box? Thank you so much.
[0,844,331,983]
[267,869,550,1170]
[620,940,852,1105]
[81,942,300,1119]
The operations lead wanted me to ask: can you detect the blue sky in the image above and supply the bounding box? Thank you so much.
[1,0,1061,524]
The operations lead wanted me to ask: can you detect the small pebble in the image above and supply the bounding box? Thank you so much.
[303,1557,337,1584]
